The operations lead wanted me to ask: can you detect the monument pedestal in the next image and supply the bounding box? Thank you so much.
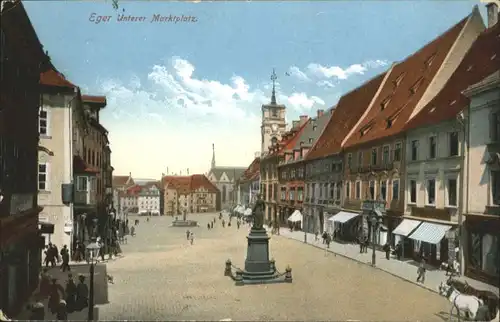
[170,212,198,227]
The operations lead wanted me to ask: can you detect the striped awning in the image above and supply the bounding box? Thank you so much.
[392,219,422,237]
[408,222,452,244]
[328,211,359,224]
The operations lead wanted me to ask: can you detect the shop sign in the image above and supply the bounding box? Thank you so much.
[361,200,386,213]
[10,193,34,215]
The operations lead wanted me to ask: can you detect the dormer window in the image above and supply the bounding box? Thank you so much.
[393,73,405,88]
[410,77,424,95]
[386,119,393,129]
[308,138,313,143]
[424,53,436,68]
[360,122,374,137]
[300,141,304,146]
[381,96,391,111]
[313,125,317,131]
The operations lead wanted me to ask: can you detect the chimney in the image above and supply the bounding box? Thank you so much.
[187,168,189,175]
[317,109,324,118]
[487,2,498,28]
[292,120,299,128]
[299,115,308,126]
[129,172,131,177]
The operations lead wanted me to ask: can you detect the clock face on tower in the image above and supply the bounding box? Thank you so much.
[271,124,278,132]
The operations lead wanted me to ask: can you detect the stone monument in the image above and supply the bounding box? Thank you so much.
[225,194,291,285]
[171,208,198,227]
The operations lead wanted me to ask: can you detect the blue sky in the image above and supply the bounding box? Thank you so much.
[25,0,485,178]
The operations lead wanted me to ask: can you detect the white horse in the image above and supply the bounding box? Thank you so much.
[438,282,483,321]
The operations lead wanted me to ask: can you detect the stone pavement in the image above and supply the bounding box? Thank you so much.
[277,228,499,296]
[95,213,456,321]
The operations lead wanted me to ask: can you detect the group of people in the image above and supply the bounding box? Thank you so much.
[206,214,242,231]
[31,269,90,320]
[44,244,71,272]
[185,230,195,245]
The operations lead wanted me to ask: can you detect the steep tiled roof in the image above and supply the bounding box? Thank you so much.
[343,14,470,148]
[291,111,332,152]
[73,156,99,174]
[405,23,500,131]
[125,185,142,196]
[240,157,261,182]
[277,119,310,156]
[40,69,77,89]
[82,95,107,105]
[306,72,387,160]
[208,167,247,182]
[191,174,219,193]
[113,175,132,187]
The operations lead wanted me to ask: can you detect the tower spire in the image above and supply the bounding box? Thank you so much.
[270,68,277,105]
[211,143,216,169]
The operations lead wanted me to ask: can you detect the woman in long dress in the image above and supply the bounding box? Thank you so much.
[48,279,64,314]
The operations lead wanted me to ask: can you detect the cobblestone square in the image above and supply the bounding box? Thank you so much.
[98,213,452,321]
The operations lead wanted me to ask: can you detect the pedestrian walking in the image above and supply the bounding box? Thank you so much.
[186,229,190,240]
[38,268,51,299]
[383,242,391,260]
[416,258,426,283]
[207,223,211,230]
[237,221,240,229]
[60,245,71,272]
[64,274,77,313]
[222,219,226,228]
[75,275,89,311]
[325,233,331,248]
[48,278,64,315]
[210,222,214,229]
[315,231,319,242]
[395,241,402,260]
[322,232,327,244]
[189,232,194,245]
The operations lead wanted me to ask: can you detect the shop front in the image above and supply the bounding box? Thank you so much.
[464,215,499,287]
[327,211,361,242]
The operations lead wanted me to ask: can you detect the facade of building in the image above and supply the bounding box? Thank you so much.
[119,184,140,214]
[0,0,49,315]
[261,73,287,155]
[304,72,388,237]
[237,155,261,206]
[113,173,135,217]
[137,183,161,214]
[163,175,219,215]
[207,144,245,210]
[342,9,484,248]
[278,111,330,226]
[37,68,80,250]
[461,9,500,285]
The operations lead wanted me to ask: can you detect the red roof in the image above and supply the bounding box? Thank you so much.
[405,23,500,131]
[190,174,219,193]
[163,174,219,194]
[276,119,310,156]
[306,72,387,160]
[343,14,470,148]
[40,69,77,89]
[73,156,99,174]
[240,157,261,182]
[125,185,142,196]
[82,95,107,105]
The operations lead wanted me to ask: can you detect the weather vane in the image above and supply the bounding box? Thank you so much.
[270,68,277,87]
[270,68,277,104]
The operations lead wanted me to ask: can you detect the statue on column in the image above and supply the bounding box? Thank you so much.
[251,194,265,230]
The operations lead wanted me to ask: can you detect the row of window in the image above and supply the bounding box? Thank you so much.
[347,142,402,169]
[281,167,305,180]
[409,132,459,162]
[344,179,400,201]
[280,187,304,201]
[407,178,457,206]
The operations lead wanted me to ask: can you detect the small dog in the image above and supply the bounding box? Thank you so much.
[107,274,114,284]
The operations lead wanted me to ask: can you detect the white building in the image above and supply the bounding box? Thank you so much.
[462,67,500,286]
[138,184,161,215]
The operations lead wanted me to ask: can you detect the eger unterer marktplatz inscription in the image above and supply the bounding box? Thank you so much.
[224,194,292,285]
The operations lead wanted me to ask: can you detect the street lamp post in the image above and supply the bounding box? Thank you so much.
[370,214,377,266]
[86,240,100,321]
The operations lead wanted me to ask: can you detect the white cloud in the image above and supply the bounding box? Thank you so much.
[316,80,336,88]
[307,59,389,80]
[287,66,310,82]
[98,56,325,177]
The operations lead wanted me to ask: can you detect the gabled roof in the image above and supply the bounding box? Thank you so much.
[343,13,471,148]
[307,72,387,160]
[405,23,500,131]
[125,185,142,196]
[239,157,261,182]
[290,111,332,152]
[40,69,77,89]
[208,167,247,182]
[276,119,310,157]
[113,175,134,187]
[191,174,219,193]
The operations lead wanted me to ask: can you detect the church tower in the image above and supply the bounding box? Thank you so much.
[211,143,216,169]
[261,69,286,155]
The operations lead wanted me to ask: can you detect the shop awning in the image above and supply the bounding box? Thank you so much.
[288,210,302,222]
[408,222,452,244]
[392,219,422,237]
[328,211,359,223]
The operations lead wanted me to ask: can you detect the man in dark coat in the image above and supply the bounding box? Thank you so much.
[75,275,89,311]
[64,274,77,313]
[60,245,71,272]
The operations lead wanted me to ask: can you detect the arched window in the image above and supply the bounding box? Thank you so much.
[271,137,278,146]
[222,185,227,202]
